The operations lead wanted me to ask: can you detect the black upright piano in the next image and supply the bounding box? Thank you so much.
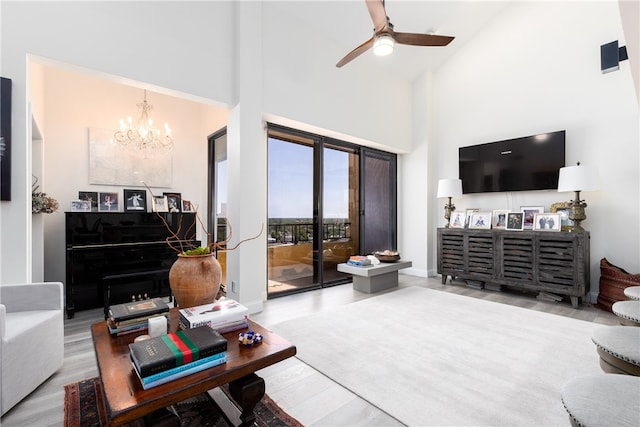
[65,212,199,318]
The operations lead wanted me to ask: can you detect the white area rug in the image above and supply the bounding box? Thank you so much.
[272,286,603,426]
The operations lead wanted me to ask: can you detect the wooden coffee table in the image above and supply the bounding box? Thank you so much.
[91,308,296,426]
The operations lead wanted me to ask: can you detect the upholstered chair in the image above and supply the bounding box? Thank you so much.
[0,282,64,415]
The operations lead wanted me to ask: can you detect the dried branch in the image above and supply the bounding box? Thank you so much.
[142,182,263,255]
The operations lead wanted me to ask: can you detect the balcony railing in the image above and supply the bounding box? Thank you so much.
[267,221,351,245]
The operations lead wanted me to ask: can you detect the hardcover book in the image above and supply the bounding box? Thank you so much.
[179,299,249,329]
[134,353,227,390]
[109,298,169,323]
[132,351,227,384]
[129,325,227,377]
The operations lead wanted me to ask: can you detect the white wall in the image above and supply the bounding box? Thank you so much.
[1,2,414,310]
[38,65,228,285]
[425,1,639,299]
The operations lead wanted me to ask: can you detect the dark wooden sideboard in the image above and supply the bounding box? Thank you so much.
[437,228,590,308]
[65,212,199,318]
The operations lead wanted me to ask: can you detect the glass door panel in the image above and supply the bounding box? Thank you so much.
[322,144,359,283]
[267,136,316,296]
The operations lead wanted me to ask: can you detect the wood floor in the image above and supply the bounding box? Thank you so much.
[0,275,619,426]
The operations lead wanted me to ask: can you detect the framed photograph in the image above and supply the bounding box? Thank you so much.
[492,210,509,229]
[71,200,91,212]
[521,206,544,230]
[465,208,479,228]
[533,213,562,232]
[98,192,119,212]
[78,191,98,211]
[506,212,524,231]
[152,195,168,213]
[450,211,466,228]
[551,202,573,231]
[181,199,195,213]
[123,189,147,212]
[163,192,182,213]
[469,212,492,229]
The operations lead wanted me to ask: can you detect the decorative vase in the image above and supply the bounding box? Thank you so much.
[169,253,221,308]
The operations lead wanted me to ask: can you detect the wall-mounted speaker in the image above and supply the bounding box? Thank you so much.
[601,40,629,74]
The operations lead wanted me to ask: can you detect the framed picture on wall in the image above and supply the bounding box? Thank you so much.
[123,189,147,212]
[521,206,544,229]
[98,192,119,212]
[506,212,524,231]
[1,77,12,200]
[163,192,182,213]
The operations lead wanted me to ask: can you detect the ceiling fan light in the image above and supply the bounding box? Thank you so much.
[373,34,394,56]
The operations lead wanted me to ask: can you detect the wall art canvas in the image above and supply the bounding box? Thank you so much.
[1,77,12,200]
[88,127,172,187]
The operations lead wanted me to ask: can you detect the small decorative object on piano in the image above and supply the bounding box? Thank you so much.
[372,250,401,262]
[239,330,263,347]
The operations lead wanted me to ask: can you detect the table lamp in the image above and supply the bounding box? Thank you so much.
[437,178,463,228]
[557,162,599,232]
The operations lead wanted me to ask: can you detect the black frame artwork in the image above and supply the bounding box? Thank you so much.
[123,189,147,212]
[163,192,182,213]
[1,77,12,201]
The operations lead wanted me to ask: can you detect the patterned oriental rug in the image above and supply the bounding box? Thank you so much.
[64,377,303,427]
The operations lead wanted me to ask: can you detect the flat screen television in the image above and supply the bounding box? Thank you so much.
[459,130,565,194]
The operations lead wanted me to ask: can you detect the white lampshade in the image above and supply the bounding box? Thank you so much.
[437,179,463,198]
[557,164,600,192]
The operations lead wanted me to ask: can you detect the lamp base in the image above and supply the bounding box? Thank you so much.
[444,198,455,228]
[568,191,587,232]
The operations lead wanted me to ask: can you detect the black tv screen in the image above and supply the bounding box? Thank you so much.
[459,130,565,194]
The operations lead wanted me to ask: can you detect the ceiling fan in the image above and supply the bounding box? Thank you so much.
[336,0,455,68]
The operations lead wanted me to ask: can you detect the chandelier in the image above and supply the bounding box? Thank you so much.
[114,90,173,155]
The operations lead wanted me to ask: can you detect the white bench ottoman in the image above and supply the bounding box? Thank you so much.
[612,300,640,326]
[561,374,640,427]
[591,326,640,376]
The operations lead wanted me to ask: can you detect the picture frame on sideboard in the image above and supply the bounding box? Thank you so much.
[533,213,562,232]
[492,210,509,229]
[469,212,492,229]
[521,206,544,229]
[506,212,524,231]
[551,202,573,231]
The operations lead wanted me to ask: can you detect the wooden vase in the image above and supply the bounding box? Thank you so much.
[169,253,221,308]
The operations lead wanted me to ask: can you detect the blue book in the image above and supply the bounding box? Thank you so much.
[132,352,227,390]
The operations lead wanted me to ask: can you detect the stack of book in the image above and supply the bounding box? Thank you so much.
[107,298,170,336]
[129,325,227,389]
[179,299,249,333]
[347,255,371,267]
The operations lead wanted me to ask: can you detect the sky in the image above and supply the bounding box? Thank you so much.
[267,138,349,219]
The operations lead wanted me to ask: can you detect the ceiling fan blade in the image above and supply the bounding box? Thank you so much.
[336,36,375,68]
[394,32,455,47]
[365,0,388,32]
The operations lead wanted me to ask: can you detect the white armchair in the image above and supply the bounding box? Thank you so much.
[0,282,64,415]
